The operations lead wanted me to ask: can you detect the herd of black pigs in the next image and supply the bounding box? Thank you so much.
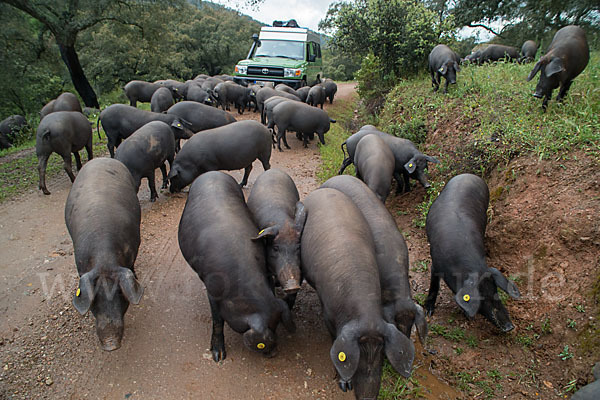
[0,25,597,399]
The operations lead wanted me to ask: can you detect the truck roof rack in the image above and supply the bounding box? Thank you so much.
[272,19,299,28]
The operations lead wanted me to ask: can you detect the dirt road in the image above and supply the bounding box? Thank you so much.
[0,83,369,399]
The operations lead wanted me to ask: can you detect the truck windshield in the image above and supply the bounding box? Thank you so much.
[254,40,304,60]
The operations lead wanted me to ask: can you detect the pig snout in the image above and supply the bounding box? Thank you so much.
[95,315,124,351]
[501,320,515,333]
[278,266,301,294]
[532,92,544,99]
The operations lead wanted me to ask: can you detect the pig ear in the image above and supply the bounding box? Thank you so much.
[73,269,99,315]
[167,166,178,180]
[252,226,278,241]
[489,268,520,299]
[382,322,415,378]
[454,61,460,72]
[404,157,417,174]
[425,155,440,164]
[413,303,428,345]
[438,65,448,75]
[545,57,563,78]
[277,298,296,333]
[118,267,144,305]
[294,201,307,235]
[455,285,481,318]
[527,61,542,81]
[171,119,183,130]
[329,118,337,123]
[330,322,360,383]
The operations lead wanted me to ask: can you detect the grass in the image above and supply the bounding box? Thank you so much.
[0,117,108,203]
[379,361,426,399]
[378,53,599,169]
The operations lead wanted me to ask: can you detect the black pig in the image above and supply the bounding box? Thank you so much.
[527,25,589,111]
[321,176,428,344]
[115,121,175,202]
[425,174,520,332]
[65,158,143,351]
[178,171,295,361]
[428,44,461,93]
[247,169,307,303]
[301,188,415,399]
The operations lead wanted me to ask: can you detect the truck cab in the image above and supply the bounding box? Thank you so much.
[233,19,323,89]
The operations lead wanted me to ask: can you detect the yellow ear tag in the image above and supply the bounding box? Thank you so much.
[463,294,470,302]
[177,123,181,127]
[257,342,265,349]
[409,163,413,168]
[338,352,346,362]
[76,288,81,297]
[258,229,265,235]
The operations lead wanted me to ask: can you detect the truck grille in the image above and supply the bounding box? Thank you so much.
[247,66,284,77]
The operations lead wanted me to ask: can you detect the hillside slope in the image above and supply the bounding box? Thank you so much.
[320,56,599,398]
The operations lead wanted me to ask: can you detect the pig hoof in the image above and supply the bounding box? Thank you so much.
[150,197,157,202]
[211,347,226,362]
[285,145,291,149]
[42,188,51,195]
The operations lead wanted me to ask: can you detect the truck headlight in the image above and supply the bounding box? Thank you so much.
[235,65,247,75]
[284,68,302,78]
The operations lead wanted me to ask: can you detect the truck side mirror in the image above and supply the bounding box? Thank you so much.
[252,34,259,42]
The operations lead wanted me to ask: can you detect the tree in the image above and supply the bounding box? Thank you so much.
[451,0,600,40]
[320,0,450,78]
[0,0,181,108]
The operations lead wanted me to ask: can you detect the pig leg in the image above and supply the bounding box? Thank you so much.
[556,80,573,103]
[443,77,449,94]
[394,172,404,194]
[402,171,411,193]
[37,154,51,195]
[160,163,168,189]
[302,133,309,148]
[282,133,291,149]
[259,156,271,171]
[85,137,93,161]
[73,151,82,171]
[148,169,158,202]
[425,274,441,316]
[240,164,253,187]
[276,127,286,152]
[107,138,116,158]
[208,295,226,362]
[284,293,297,310]
[61,153,76,182]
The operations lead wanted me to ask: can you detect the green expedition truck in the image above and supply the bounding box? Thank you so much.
[233,20,323,89]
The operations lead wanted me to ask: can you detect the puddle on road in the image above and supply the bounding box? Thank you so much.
[411,342,461,399]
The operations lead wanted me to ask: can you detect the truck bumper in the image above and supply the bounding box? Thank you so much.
[233,77,304,89]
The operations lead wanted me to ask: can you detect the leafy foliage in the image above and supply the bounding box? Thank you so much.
[320,0,454,107]
[0,1,262,118]
[451,0,600,46]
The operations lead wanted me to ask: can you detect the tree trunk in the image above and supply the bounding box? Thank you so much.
[58,43,100,109]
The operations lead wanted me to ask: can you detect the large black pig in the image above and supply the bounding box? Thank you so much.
[527,25,589,111]
[168,120,272,192]
[36,111,93,195]
[115,121,175,202]
[353,133,395,202]
[178,171,295,362]
[98,104,193,157]
[321,176,428,344]
[338,125,439,193]
[425,174,520,332]
[428,44,461,93]
[247,169,306,303]
[301,188,415,399]
[65,158,143,351]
